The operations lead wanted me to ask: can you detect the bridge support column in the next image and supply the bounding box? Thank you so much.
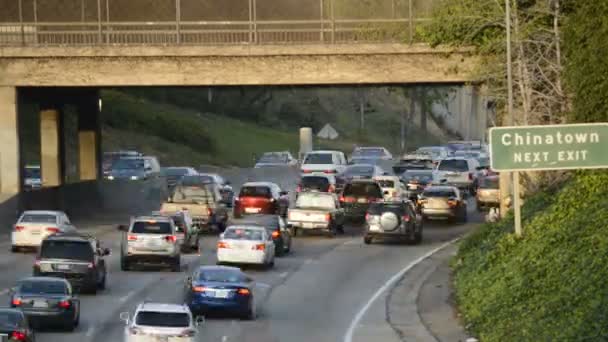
[0,87,20,196]
[77,91,100,181]
[40,108,62,187]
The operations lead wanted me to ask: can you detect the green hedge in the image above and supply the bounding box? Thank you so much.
[453,171,608,341]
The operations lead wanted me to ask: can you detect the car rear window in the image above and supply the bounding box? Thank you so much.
[231,216,279,230]
[438,160,468,172]
[131,221,172,234]
[367,203,405,215]
[423,189,456,198]
[135,312,190,328]
[301,176,330,188]
[20,214,57,224]
[344,165,375,176]
[223,228,264,241]
[19,280,67,295]
[304,153,333,164]
[240,186,272,198]
[343,183,383,198]
[0,311,22,328]
[479,178,499,189]
[40,240,94,261]
[295,194,336,209]
[376,180,395,188]
[402,172,434,183]
[197,269,247,283]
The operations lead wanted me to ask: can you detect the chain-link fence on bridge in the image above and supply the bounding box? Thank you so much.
[0,0,440,46]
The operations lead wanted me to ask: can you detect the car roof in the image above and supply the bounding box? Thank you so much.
[132,215,172,222]
[424,185,458,191]
[225,225,268,232]
[197,265,242,273]
[21,210,63,216]
[18,276,70,284]
[231,214,279,225]
[346,164,376,168]
[43,232,94,242]
[242,182,276,187]
[347,179,379,184]
[373,176,400,181]
[137,302,190,314]
[306,150,341,154]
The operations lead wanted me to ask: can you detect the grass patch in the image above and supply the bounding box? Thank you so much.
[453,171,608,341]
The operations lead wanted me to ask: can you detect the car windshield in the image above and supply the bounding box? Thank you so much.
[135,312,190,328]
[479,178,499,189]
[20,214,58,224]
[376,180,395,188]
[296,194,335,209]
[171,186,213,203]
[301,176,330,188]
[131,221,172,234]
[40,241,94,261]
[223,228,264,241]
[304,153,333,164]
[402,171,434,183]
[352,148,385,158]
[438,160,468,172]
[19,280,67,295]
[25,168,41,178]
[113,158,144,170]
[0,311,21,329]
[259,153,288,163]
[344,165,375,177]
[240,186,272,198]
[197,269,247,283]
[423,189,457,198]
[161,168,191,177]
[344,183,383,198]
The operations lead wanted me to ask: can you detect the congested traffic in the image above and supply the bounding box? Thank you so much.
[3,143,495,341]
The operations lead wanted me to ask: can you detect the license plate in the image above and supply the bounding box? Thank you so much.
[245,208,261,214]
[30,230,41,235]
[369,225,381,232]
[303,222,314,229]
[33,300,48,308]
[57,264,71,270]
[213,290,231,298]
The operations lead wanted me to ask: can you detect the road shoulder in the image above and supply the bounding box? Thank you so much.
[387,243,471,342]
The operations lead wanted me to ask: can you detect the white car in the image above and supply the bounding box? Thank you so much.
[121,302,202,342]
[433,158,480,193]
[11,210,77,252]
[373,176,407,201]
[216,226,275,268]
[300,150,348,176]
[415,146,450,162]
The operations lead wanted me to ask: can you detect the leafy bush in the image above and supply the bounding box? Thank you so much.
[453,171,608,341]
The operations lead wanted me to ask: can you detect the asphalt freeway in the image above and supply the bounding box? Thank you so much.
[0,213,478,342]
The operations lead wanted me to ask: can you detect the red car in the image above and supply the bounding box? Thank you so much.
[234,182,288,218]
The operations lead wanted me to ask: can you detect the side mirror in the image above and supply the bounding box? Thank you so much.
[195,316,205,326]
[117,224,128,232]
[119,312,130,324]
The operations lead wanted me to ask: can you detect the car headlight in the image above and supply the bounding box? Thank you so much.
[130,176,139,180]
[107,175,114,180]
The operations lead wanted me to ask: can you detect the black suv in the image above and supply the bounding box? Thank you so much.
[339,180,384,220]
[364,201,423,245]
[33,233,110,294]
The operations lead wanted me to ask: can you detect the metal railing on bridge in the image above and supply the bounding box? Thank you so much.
[0,0,437,46]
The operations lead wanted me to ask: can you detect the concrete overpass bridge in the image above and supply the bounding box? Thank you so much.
[0,0,485,223]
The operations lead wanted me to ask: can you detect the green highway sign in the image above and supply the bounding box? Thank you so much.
[489,123,608,171]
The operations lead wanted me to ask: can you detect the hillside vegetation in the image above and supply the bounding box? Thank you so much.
[453,171,608,341]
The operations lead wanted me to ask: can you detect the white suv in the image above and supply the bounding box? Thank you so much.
[121,303,202,342]
[433,158,480,194]
[301,150,348,176]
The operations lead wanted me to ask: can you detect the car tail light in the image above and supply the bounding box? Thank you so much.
[192,286,207,293]
[46,227,60,234]
[11,298,22,306]
[253,244,265,251]
[296,185,302,193]
[217,241,229,249]
[365,213,370,221]
[234,197,240,202]
[340,196,356,203]
[325,213,331,222]
[447,200,458,207]
[207,208,213,217]
[328,185,336,193]
[165,235,177,243]
[468,173,473,180]
[402,215,411,222]
[34,258,41,267]
[237,288,251,296]
[324,169,337,174]
[10,331,26,341]
[14,225,25,232]
[58,300,71,309]
[302,169,312,174]
[179,329,197,337]
[87,262,95,269]
[367,197,379,203]
[127,234,138,241]
[271,231,280,238]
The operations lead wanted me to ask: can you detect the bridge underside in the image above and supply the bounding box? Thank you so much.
[0,44,477,86]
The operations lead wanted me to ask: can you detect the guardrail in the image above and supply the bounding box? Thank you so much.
[0,18,431,46]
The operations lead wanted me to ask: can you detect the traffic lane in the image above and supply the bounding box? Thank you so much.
[87,227,361,342]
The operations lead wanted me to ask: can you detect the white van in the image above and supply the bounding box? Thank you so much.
[300,151,348,176]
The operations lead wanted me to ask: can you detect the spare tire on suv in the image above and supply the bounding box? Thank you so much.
[364,201,423,245]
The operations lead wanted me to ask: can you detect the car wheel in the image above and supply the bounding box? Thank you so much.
[120,258,130,271]
[87,283,97,295]
[337,225,345,234]
[461,209,468,223]
[268,258,275,268]
[63,318,75,332]
[98,272,106,290]
[364,236,373,245]
[414,228,423,245]
[243,302,256,320]
[285,239,292,253]
[192,238,200,253]
[10,246,18,253]
[74,310,80,327]
[171,257,181,272]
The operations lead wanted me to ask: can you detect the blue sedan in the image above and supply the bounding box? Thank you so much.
[184,266,256,320]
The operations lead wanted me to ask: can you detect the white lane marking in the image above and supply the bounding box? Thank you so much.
[0,289,9,296]
[343,238,460,342]
[119,290,137,303]
[279,272,289,279]
[86,327,96,338]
